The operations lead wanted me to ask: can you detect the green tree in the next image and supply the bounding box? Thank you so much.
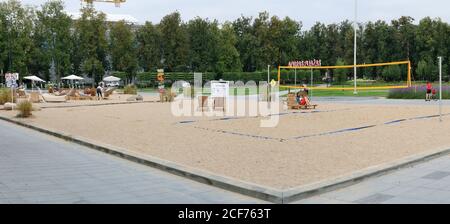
[74,6,108,83]
[0,0,35,75]
[215,23,242,75]
[233,16,258,72]
[334,58,347,84]
[136,22,162,72]
[109,20,139,84]
[159,12,189,71]
[31,0,72,81]
[382,65,401,82]
[268,15,301,67]
[187,17,219,72]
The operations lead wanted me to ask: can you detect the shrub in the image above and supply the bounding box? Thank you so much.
[123,84,137,95]
[388,85,450,99]
[0,88,15,105]
[16,100,33,118]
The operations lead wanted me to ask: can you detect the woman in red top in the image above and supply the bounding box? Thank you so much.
[426,82,432,101]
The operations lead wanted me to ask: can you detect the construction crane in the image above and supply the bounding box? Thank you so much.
[82,0,126,7]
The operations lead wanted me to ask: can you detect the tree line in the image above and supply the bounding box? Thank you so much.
[0,0,449,84]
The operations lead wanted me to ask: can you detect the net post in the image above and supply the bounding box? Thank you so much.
[440,58,442,122]
[277,66,281,85]
[408,60,412,87]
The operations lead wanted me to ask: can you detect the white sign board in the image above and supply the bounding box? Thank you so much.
[5,73,19,88]
[211,81,229,98]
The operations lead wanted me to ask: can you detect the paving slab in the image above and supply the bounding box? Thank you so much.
[0,120,264,204]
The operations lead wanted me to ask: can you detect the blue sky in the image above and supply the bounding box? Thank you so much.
[19,0,450,28]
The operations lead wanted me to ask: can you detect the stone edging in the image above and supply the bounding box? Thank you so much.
[1,115,449,204]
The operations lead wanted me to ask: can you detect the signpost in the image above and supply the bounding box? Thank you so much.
[157,69,165,102]
[211,81,229,111]
[5,73,19,107]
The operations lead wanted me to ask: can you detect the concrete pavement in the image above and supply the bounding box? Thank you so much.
[0,120,264,204]
[294,154,450,204]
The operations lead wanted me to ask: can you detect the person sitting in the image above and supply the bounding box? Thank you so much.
[296,91,302,104]
[300,95,307,106]
[302,84,309,96]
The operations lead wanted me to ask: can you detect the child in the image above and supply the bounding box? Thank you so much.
[432,89,437,101]
[426,82,432,101]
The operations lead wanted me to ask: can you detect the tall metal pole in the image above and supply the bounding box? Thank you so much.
[267,65,270,102]
[438,57,443,122]
[353,0,358,94]
[310,68,313,100]
[294,69,297,87]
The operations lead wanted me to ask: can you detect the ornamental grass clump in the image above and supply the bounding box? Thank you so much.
[0,88,15,105]
[16,100,33,118]
[124,84,137,95]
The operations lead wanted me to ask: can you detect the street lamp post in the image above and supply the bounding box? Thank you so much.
[438,57,443,122]
[353,0,358,95]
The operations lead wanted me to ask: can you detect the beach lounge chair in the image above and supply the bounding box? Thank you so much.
[66,89,80,100]
[29,92,41,103]
[40,93,67,103]
[287,93,317,110]
[54,89,69,96]
[213,97,226,112]
[103,87,116,99]
[17,89,27,98]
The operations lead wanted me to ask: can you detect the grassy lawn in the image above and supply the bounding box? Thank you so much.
[281,88,389,97]
[308,89,389,97]
[138,87,259,96]
[138,87,389,97]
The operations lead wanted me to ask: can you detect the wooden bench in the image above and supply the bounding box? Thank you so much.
[287,93,318,110]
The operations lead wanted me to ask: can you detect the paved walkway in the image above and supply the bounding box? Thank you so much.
[0,120,264,204]
[294,155,450,204]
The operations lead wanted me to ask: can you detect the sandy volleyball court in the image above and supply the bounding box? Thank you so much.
[1,100,450,189]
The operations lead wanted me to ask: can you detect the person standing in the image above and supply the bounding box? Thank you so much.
[96,84,103,100]
[426,81,432,101]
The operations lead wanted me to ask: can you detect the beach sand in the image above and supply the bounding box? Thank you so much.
[1,99,450,189]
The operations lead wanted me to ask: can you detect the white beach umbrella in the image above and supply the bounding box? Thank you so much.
[24,75,46,82]
[103,76,121,82]
[62,75,84,88]
[62,75,84,80]
[24,75,46,92]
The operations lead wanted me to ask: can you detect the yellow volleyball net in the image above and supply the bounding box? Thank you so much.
[278,60,412,91]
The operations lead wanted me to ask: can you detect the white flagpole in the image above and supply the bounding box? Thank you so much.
[438,57,443,122]
[353,0,358,95]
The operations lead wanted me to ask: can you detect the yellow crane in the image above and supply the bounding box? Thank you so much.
[82,0,126,7]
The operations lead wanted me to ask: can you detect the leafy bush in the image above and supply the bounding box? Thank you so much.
[0,88,15,105]
[123,84,137,95]
[16,100,33,118]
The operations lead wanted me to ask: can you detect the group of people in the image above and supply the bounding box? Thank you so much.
[296,84,310,106]
[425,81,438,101]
